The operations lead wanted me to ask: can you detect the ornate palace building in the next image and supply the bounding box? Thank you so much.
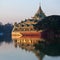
[12,6,46,38]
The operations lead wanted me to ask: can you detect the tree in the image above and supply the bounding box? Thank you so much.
[34,15,60,31]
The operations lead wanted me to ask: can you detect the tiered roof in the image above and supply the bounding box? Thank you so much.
[13,5,46,31]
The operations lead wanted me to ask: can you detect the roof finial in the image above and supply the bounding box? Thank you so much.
[39,1,41,11]
[39,2,41,7]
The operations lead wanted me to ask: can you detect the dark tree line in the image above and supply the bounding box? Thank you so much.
[0,22,13,43]
[0,22,13,37]
[0,22,13,35]
[34,15,60,31]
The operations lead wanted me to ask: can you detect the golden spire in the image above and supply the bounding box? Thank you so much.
[33,3,46,20]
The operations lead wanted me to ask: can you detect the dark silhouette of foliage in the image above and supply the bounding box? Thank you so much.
[0,22,13,43]
[34,15,60,30]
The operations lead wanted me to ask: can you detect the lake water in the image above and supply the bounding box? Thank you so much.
[0,36,60,60]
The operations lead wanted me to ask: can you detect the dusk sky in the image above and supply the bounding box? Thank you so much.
[0,0,60,24]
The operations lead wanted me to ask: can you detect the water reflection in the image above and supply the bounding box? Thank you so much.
[0,35,60,60]
[12,35,60,60]
[0,36,12,45]
[12,36,44,47]
[12,36,45,60]
[35,38,60,56]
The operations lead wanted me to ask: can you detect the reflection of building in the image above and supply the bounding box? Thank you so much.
[13,36,44,46]
[12,37,45,60]
[12,6,46,37]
